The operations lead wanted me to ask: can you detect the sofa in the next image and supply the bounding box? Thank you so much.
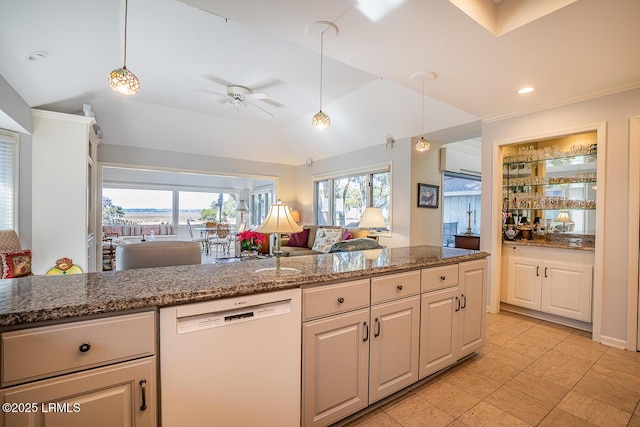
[279,225,380,257]
[115,241,201,271]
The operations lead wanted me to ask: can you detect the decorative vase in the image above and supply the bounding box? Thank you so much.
[241,250,258,259]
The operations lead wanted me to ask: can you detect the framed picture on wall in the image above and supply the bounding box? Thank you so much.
[418,183,439,208]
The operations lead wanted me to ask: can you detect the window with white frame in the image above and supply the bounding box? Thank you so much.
[0,132,18,230]
[250,191,272,227]
[314,167,391,228]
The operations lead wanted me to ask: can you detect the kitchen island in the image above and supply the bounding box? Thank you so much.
[0,246,489,427]
[0,246,487,327]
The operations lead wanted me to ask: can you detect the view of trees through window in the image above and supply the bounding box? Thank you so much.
[102,187,239,226]
[315,169,390,228]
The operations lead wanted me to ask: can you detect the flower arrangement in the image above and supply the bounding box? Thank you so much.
[237,230,266,252]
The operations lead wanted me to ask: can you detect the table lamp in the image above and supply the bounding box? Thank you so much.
[289,209,301,224]
[359,207,386,230]
[254,200,303,257]
[555,210,574,232]
[236,199,249,224]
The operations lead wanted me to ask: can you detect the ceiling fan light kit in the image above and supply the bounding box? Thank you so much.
[109,0,140,96]
[311,21,338,130]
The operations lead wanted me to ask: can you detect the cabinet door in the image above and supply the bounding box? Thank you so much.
[458,259,488,358]
[369,296,420,403]
[507,256,541,310]
[419,287,459,379]
[0,357,155,427]
[541,261,593,322]
[302,308,369,427]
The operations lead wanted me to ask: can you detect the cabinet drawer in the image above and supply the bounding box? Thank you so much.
[371,270,420,304]
[421,264,458,293]
[303,279,370,321]
[2,311,156,387]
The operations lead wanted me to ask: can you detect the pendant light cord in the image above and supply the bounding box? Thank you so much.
[319,31,324,111]
[421,77,425,135]
[123,0,129,68]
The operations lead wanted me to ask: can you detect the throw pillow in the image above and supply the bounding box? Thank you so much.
[1,249,33,279]
[311,228,343,253]
[288,228,310,248]
[351,229,370,239]
[341,229,352,241]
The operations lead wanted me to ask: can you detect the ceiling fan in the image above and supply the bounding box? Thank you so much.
[198,85,275,117]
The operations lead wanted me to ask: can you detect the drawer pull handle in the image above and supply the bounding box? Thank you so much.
[337,297,345,304]
[139,379,148,411]
[440,275,446,281]
[544,267,548,278]
[374,317,381,337]
[455,296,461,312]
[78,343,91,353]
[363,321,369,342]
[396,285,403,291]
[536,266,540,277]
[461,294,467,309]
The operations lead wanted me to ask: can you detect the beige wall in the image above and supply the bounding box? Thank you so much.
[481,87,640,349]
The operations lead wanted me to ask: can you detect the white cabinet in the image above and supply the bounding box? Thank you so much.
[31,109,100,274]
[0,311,156,427]
[506,255,593,322]
[369,271,420,403]
[302,271,421,426]
[419,260,487,379]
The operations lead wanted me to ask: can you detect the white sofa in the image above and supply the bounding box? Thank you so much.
[115,241,201,271]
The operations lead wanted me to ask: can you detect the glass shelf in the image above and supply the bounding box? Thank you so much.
[503,153,597,168]
[502,180,597,190]
[505,207,596,211]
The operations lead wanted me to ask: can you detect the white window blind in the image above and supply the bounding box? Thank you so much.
[0,135,16,229]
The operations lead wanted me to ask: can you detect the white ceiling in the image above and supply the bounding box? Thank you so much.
[0,0,638,166]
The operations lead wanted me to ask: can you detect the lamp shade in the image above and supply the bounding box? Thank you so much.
[358,207,387,229]
[289,210,301,223]
[236,199,248,212]
[555,211,573,223]
[254,201,303,234]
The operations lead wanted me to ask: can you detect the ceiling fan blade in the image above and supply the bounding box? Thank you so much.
[245,100,274,117]
[244,92,270,100]
[203,75,234,90]
[196,88,227,97]
[250,78,283,92]
[216,102,234,116]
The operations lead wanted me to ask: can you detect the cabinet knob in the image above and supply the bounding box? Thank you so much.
[440,275,446,281]
[337,297,345,304]
[396,285,403,291]
[78,343,91,353]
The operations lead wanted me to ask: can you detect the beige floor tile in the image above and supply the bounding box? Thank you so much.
[383,394,454,427]
[554,337,608,362]
[463,354,521,384]
[572,375,639,413]
[485,329,513,346]
[506,371,569,406]
[539,407,599,427]
[475,341,499,356]
[485,384,553,425]
[457,401,531,427]
[536,348,594,376]
[596,348,640,378]
[501,330,559,359]
[524,358,584,389]
[482,346,536,370]
[486,320,530,340]
[414,379,480,418]
[341,409,401,427]
[442,366,502,400]
[530,321,574,340]
[570,328,593,339]
[557,390,632,427]
[444,420,468,427]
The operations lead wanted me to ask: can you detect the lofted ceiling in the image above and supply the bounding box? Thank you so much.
[0,0,638,166]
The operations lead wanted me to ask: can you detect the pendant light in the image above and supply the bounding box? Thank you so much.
[415,76,431,152]
[312,22,337,130]
[109,0,140,96]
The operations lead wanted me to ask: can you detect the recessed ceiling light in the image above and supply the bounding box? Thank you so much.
[518,86,535,94]
[25,51,48,62]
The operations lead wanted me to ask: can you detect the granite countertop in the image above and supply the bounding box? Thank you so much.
[0,246,488,327]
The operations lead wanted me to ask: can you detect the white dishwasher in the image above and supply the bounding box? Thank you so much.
[160,288,301,427]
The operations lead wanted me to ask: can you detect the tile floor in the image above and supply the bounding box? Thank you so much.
[342,311,640,427]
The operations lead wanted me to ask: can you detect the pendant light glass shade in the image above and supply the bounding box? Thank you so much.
[109,66,140,95]
[109,0,140,96]
[312,110,330,129]
[415,136,431,152]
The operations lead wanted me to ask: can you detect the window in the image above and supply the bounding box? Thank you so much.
[0,133,17,230]
[442,172,481,245]
[314,168,391,228]
[103,188,173,225]
[179,191,238,225]
[251,191,272,226]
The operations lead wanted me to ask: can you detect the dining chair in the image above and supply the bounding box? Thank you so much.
[211,223,231,257]
[186,219,209,253]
